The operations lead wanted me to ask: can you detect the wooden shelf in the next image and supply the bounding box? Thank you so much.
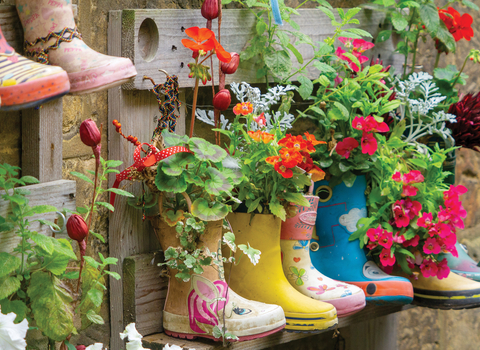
[142,305,413,350]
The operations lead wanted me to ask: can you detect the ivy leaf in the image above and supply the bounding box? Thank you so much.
[419,3,440,35]
[283,193,310,207]
[223,231,237,252]
[297,75,313,100]
[161,152,195,176]
[205,168,233,195]
[27,271,75,341]
[191,198,229,221]
[238,243,261,265]
[269,201,286,221]
[155,168,188,193]
[189,138,227,163]
[0,252,21,278]
[0,276,21,299]
[264,49,292,80]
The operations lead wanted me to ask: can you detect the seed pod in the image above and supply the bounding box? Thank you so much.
[80,119,101,147]
[221,52,240,75]
[66,214,88,242]
[213,89,231,111]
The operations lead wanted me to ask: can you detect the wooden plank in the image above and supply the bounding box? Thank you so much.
[21,99,63,182]
[347,313,398,350]
[0,179,76,253]
[120,9,399,90]
[0,5,23,52]
[123,252,167,336]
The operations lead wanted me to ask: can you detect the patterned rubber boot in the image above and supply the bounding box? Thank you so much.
[225,212,338,333]
[149,216,285,341]
[15,0,136,94]
[310,176,414,304]
[281,195,366,317]
[0,24,69,111]
[440,243,480,282]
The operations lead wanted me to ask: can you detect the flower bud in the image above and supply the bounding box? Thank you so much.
[221,52,240,75]
[66,214,88,242]
[76,346,86,350]
[201,0,219,20]
[213,89,231,111]
[80,119,101,147]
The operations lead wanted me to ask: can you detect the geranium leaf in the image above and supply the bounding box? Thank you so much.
[205,168,233,195]
[161,129,189,147]
[161,152,195,176]
[155,168,188,193]
[189,138,227,162]
[162,209,185,227]
[27,271,75,341]
[0,252,21,278]
[191,198,229,221]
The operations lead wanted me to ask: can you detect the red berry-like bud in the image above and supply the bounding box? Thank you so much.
[213,89,231,111]
[79,119,101,147]
[221,52,240,75]
[66,214,88,242]
[201,0,219,20]
[76,346,86,350]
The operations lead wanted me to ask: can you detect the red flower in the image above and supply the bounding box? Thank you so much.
[304,132,324,146]
[274,161,293,178]
[438,7,474,42]
[420,259,438,278]
[336,137,359,159]
[360,132,377,155]
[181,27,215,52]
[352,39,375,53]
[403,170,424,184]
[436,259,450,279]
[367,226,382,242]
[254,113,266,127]
[379,248,396,266]
[402,185,418,197]
[417,212,433,229]
[423,237,442,254]
[266,156,280,165]
[66,214,88,242]
[279,148,303,168]
[233,102,253,115]
[392,201,409,227]
[402,235,419,248]
[378,230,393,249]
[212,37,232,63]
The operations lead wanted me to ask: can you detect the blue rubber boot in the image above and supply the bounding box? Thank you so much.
[440,243,480,282]
[310,175,414,305]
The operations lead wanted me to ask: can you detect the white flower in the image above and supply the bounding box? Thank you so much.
[0,307,28,350]
[119,323,151,350]
[164,344,195,350]
[85,344,105,350]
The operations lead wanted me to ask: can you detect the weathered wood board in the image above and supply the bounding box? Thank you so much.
[0,179,77,253]
[120,9,401,90]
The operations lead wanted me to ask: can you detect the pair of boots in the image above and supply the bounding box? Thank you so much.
[1,0,136,111]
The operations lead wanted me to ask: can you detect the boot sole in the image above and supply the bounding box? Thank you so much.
[0,71,70,111]
[348,280,414,304]
[165,324,285,342]
[285,309,338,332]
[413,287,480,310]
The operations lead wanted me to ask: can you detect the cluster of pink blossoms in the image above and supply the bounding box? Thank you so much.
[366,226,405,267]
[336,116,389,158]
[335,38,374,72]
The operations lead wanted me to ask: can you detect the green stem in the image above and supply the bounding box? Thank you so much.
[48,338,55,350]
[189,77,200,138]
[410,29,420,70]
[403,8,417,79]
[295,0,309,9]
[434,51,441,69]
[451,56,468,89]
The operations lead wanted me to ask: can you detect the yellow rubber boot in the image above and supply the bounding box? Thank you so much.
[410,271,480,310]
[225,213,338,332]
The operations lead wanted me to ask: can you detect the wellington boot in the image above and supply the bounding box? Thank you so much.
[311,176,414,304]
[15,0,136,94]
[406,271,480,310]
[225,212,338,333]
[0,25,69,111]
[148,216,285,341]
[281,195,366,317]
[439,243,480,282]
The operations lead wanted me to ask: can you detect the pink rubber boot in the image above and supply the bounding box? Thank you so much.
[15,0,137,94]
[281,195,366,317]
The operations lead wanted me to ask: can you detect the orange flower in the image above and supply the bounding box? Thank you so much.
[266,155,280,165]
[279,148,303,168]
[308,165,326,182]
[274,161,293,178]
[261,132,274,144]
[247,130,262,142]
[212,37,232,63]
[233,102,254,115]
[181,27,215,52]
[304,132,325,146]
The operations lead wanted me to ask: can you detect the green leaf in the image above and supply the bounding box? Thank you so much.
[434,65,467,84]
[105,160,123,168]
[87,288,103,307]
[256,20,267,35]
[31,233,55,255]
[408,158,427,169]
[0,299,28,323]
[155,168,188,193]
[264,49,292,80]
[84,256,100,269]
[89,230,106,243]
[376,30,392,43]
[70,171,94,185]
[333,102,349,119]
[205,168,233,195]
[390,120,406,140]
[105,270,121,280]
[189,138,227,163]
[191,198,229,221]
[419,3,439,35]
[287,43,303,64]
[346,7,361,20]
[29,205,58,215]
[283,193,310,207]
[383,0,396,6]
[247,198,262,213]
[0,252,21,278]
[64,340,77,350]
[391,11,408,31]
[345,28,372,38]
[223,231,237,252]
[86,310,105,325]
[161,152,195,176]
[463,0,479,10]
[342,52,361,71]
[19,175,39,184]
[378,100,401,115]
[161,129,189,147]
[0,276,21,299]
[318,6,335,20]
[105,188,135,198]
[27,271,75,341]
[269,201,286,221]
[343,172,357,187]
[276,31,290,48]
[316,75,330,87]
[297,75,313,100]
[238,243,261,265]
[313,61,336,73]
[95,201,115,211]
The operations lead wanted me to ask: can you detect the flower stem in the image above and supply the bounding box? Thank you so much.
[434,51,441,69]
[451,56,468,89]
[189,77,200,138]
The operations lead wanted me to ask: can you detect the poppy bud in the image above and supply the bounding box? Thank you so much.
[66,214,88,242]
[201,0,219,20]
[213,89,231,111]
[221,52,240,75]
[80,119,101,147]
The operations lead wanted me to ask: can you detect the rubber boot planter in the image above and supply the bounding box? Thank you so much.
[439,243,480,282]
[311,176,414,304]
[149,216,286,341]
[0,25,69,111]
[280,195,366,317]
[15,0,137,94]
[225,212,338,333]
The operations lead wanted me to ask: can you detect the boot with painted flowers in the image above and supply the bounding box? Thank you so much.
[15,0,136,94]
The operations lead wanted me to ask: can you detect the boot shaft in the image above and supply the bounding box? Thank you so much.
[281,195,318,241]
[0,26,15,55]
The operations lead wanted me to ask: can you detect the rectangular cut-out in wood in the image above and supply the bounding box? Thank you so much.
[120,9,399,90]
[0,179,76,253]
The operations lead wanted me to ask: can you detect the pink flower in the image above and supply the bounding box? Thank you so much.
[447,244,459,258]
[361,132,378,155]
[403,170,424,184]
[366,241,378,250]
[436,223,452,238]
[402,235,420,248]
[440,232,457,249]
[393,232,406,244]
[417,212,433,229]
[254,113,267,127]
[423,237,442,254]
[436,259,450,279]
[392,172,402,182]
[378,230,393,249]
[420,259,438,278]
[392,201,410,228]
[382,264,394,274]
[339,37,354,48]
[402,185,418,197]
[352,116,365,131]
[403,198,422,219]
[380,248,396,266]
[335,46,363,72]
[444,185,468,201]
[352,39,375,53]
[336,137,359,159]
[334,74,343,86]
[366,226,381,242]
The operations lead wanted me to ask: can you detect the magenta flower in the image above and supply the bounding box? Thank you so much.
[402,185,418,197]
[352,116,365,131]
[403,170,424,184]
[366,241,379,250]
[402,235,420,248]
[436,259,450,279]
[379,248,396,266]
[254,113,267,127]
[366,226,381,242]
[444,185,468,200]
[378,230,393,249]
[338,37,354,48]
[420,259,438,278]
[403,198,422,220]
[392,172,402,182]
[336,137,359,159]
[423,237,442,254]
[436,223,452,238]
[334,73,343,86]
[360,132,378,155]
[352,39,375,53]
[392,201,410,227]
[417,212,433,229]
[393,232,406,244]
[335,46,363,72]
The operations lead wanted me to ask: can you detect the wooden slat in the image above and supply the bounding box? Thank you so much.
[0,5,23,52]
[120,9,399,90]
[0,180,77,253]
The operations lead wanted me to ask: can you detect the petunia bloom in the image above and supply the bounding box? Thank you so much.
[436,259,450,279]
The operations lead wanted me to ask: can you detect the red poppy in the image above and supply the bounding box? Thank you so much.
[181,27,215,52]
[438,7,474,42]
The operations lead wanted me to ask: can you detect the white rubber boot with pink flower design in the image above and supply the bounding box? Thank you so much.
[281,195,366,317]
[15,0,136,94]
